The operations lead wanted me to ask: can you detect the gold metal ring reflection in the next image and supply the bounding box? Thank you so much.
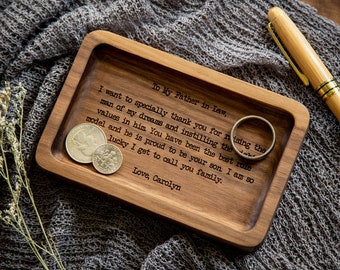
[316,79,340,102]
[230,115,276,161]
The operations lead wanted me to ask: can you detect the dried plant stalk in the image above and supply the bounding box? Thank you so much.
[0,82,65,270]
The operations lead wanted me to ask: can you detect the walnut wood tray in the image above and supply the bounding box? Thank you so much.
[36,30,309,250]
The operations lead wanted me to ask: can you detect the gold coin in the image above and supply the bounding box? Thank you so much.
[65,123,107,163]
[92,144,123,174]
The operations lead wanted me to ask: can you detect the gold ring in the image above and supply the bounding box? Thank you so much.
[230,115,276,161]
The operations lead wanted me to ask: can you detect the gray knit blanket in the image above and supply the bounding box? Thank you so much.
[0,0,339,269]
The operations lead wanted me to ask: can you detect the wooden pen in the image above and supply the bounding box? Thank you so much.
[268,6,340,122]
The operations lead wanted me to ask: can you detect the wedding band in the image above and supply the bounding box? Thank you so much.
[230,115,276,161]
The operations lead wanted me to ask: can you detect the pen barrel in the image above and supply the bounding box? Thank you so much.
[325,92,340,121]
[268,7,333,90]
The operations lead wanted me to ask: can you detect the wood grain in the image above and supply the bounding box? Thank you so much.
[268,6,340,121]
[301,0,340,24]
[268,7,333,89]
[36,30,309,250]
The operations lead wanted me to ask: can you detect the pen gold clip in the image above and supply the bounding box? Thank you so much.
[268,7,340,121]
[267,22,309,86]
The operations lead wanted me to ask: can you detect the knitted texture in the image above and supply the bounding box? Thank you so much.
[0,0,339,269]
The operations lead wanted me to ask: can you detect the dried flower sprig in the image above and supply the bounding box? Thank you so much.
[0,82,65,270]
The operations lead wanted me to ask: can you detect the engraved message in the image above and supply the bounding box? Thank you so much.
[82,81,268,192]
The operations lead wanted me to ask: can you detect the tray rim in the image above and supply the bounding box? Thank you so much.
[36,30,310,250]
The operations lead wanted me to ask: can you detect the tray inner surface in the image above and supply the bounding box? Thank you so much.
[51,44,294,231]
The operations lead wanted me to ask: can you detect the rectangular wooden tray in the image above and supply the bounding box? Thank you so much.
[36,30,309,250]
